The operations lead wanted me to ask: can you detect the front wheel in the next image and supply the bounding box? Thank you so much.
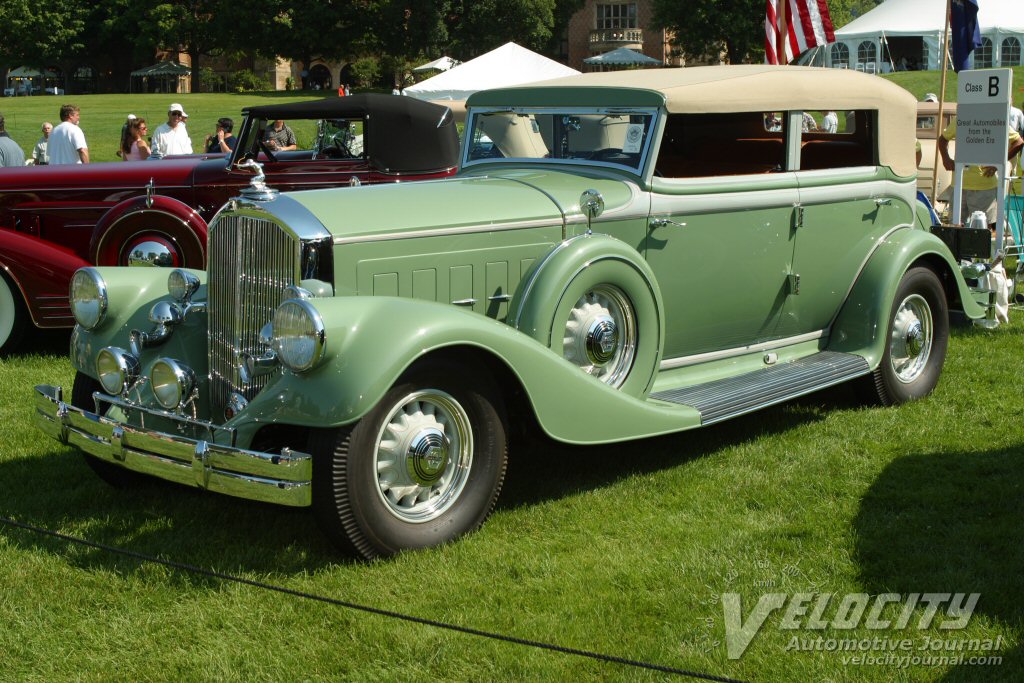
[862,267,949,406]
[310,360,508,559]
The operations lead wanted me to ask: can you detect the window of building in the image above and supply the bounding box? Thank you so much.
[830,43,849,68]
[975,38,993,68]
[596,3,637,30]
[857,41,877,67]
[1001,37,1021,66]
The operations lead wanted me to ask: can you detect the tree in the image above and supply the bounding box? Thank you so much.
[146,0,245,93]
[448,0,556,57]
[652,0,763,64]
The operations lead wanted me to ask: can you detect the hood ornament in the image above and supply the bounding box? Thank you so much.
[238,159,279,201]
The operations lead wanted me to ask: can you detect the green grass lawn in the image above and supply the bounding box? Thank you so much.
[0,312,1021,681]
[0,91,333,163]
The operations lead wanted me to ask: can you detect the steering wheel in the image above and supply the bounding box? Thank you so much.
[589,148,632,163]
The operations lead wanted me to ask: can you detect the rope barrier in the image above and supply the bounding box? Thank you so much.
[0,515,746,683]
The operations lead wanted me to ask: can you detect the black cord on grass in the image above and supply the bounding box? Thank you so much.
[0,515,747,683]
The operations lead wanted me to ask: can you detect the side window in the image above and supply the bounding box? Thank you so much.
[799,109,875,170]
[654,112,786,178]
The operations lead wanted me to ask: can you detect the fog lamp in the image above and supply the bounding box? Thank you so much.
[96,347,140,395]
[150,358,196,410]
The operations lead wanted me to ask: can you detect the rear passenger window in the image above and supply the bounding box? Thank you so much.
[655,112,786,178]
[799,109,876,170]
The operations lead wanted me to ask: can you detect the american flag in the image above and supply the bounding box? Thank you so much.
[765,0,836,64]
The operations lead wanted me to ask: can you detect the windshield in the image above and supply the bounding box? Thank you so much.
[464,108,658,173]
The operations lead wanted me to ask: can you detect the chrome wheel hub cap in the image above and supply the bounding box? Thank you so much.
[406,427,449,485]
[889,294,933,383]
[374,390,472,523]
[562,285,636,388]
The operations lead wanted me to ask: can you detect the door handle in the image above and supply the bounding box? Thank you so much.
[650,216,687,229]
[874,197,892,206]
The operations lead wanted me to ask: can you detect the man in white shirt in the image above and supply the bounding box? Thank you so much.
[151,103,193,156]
[49,104,89,164]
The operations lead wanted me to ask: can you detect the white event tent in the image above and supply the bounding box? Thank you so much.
[828,0,1024,73]
[404,42,580,102]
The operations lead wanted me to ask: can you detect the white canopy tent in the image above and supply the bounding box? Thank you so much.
[829,0,1024,73]
[412,56,457,73]
[404,42,579,102]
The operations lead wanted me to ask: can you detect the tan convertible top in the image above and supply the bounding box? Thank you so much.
[473,65,918,177]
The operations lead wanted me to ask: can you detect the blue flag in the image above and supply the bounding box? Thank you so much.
[950,0,982,72]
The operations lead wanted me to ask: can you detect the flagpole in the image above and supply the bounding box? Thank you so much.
[778,0,788,65]
[931,0,953,208]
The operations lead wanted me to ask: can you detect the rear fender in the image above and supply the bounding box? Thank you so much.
[238,296,695,445]
[90,195,207,268]
[829,227,983,368]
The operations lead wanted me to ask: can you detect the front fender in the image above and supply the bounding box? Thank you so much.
[0,230,89,328]
[239,297,696,445]
[90,195,207,267]
[828,227,983,369]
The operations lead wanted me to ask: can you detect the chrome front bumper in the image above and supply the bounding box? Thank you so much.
[34,384,312,506]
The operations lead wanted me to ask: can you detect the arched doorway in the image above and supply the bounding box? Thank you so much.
[309,64,332,90]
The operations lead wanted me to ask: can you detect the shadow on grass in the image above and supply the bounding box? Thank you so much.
[500,390,834,511]
[0,446,345,583]
[0,378,841,581]
[2,328,71,358]
[853,446,1024,681]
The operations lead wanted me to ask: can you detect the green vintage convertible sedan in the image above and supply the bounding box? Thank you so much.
[35,66,983,558]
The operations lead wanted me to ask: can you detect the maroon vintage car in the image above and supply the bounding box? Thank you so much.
[0,94,460,352]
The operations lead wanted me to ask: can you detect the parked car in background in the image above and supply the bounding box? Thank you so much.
[916,100,957,209]
[36,66,983,559]
[0,94,460,353]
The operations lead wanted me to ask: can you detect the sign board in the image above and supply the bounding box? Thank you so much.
[955,69,1011,165]
[950,68,1013,253]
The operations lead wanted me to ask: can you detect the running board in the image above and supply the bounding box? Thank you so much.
[649,351,871,425]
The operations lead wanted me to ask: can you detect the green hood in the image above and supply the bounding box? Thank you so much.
[277,169,635,240]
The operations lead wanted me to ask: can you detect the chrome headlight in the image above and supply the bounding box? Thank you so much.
[69,268,108,330]
[96,347,140,395]
[167,269,200,303]
[150,358,196,410]
[273,299,326,372]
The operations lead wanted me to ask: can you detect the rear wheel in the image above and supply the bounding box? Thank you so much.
[71,373,154,488]
[310,359,508,559]
[862,267,949,405]
[0,271,27,355]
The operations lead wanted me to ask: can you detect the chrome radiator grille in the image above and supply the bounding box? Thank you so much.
[208,214,298,412]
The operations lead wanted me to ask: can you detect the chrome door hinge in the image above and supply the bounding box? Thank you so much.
[787,273,800,295]
[794,204,804,230]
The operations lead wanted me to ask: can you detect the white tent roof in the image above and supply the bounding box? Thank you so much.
[405,42,579,101]
[412,56,457,73]
[836,0,1024,39]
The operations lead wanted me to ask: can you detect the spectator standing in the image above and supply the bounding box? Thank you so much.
[48,104,89,165]
[822,110,838,133]
[205,117,237,154]
[1010,101,1023,138]
[151,103,193,156]
[264,120,296,151]
[0,113,26,167]
[32,121,52,165]
[122,118,151,161]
